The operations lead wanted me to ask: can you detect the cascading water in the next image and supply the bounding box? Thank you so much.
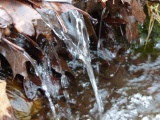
[37,7,104,113]
[23,51,58,117]
[39,56,59,117]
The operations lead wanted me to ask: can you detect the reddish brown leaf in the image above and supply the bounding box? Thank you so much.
[0,39,42,99]
[0,0,41,36]
[32,19,53,40]
[0,41,34,80]
[120,7,139,42]
[121,0,146,24]
[126,23,139,43]
[131,0,146,24]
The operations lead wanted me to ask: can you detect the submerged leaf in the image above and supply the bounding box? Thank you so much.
[6,78,42,119]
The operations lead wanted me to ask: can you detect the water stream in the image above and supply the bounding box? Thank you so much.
[23,52,58,117]
[2,1,160,120]
[37,8,104,113]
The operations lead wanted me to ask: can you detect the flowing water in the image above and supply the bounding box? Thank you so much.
[6,38,160,119]
[23,52,58,117]
[38,9,104,114]
[2,4,160,120]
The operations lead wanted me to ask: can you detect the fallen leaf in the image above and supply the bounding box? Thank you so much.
[0,0,41,36]
[126,22,139,43]
[32,19,53,40]
[131,0,146,24]
[7,79,33,119]
[0,41,32,79]
[121,0,146,24]
[0,38,43,99]
[0,80,16,120]
[120,7,139,42]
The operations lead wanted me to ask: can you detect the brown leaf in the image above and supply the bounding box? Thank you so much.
[32,19,53,40]
[126,22,139,43]
[131,0,146,24]
[120,8,139,42]
[0,80,16,120]
[0,41,34,80]
[0,39,42,99]
[0,0,41,36]
[121,0,146,24]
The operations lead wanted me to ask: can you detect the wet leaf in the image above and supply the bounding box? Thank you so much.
[122,0,146,24]
[126,22,139,43]
[32,19,53,40]
[7,82,32,116]
[0,0,41,36]
[120,8,139,42]
[0,80,16,120]
[6,78,42,119]
[0,41,33,79]
[0,39,42,99]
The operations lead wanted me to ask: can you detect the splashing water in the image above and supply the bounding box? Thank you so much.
[37,8,104,113]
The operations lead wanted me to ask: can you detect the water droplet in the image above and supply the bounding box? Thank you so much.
[92,19,98,25]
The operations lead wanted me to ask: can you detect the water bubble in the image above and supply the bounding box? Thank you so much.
[92,19,98,25]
